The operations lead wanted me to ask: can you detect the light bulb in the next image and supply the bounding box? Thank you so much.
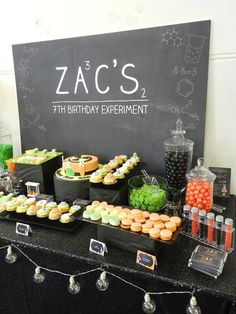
[186,296,201,314]
[68,276,80,295]
[142,293,156,314]
[5,246,17,264]
[96,271,109,291]
[33,267,45,284]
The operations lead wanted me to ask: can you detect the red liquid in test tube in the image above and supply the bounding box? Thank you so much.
[224,218,233,251]
[207,212,215,244]
[191,207,199,237]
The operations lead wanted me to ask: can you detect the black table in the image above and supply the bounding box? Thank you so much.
[0,196,235,314]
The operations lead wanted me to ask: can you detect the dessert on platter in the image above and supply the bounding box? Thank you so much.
[7,148,62,165]
[89,153,140,186]
[0,193,82,225]
[75,200,181,242]
[55,154,99,180]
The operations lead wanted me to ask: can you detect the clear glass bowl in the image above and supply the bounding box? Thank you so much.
[128,175,167,211]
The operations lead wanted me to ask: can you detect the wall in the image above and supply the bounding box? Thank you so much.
[0,0,235,193]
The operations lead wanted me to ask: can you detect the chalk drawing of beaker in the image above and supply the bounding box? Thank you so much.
[184,34,206,64]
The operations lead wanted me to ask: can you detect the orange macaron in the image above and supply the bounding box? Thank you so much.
[121,218,133,229]
[131,222,142,232]
[142,223,152,234]
[149,213,160,222]
[153,222,165,230]
[170,216,181,227]
[160,229,173,241]
[165,221,177,232]
[160,214,170,222]
[135,216,146,224]
[142,211,150,219]
[149,227,160,239]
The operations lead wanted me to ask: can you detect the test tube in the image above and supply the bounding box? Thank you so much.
[191,207,199,238]
[199,210,206,241]
[183,204,191,234]
[224,218,233,252]
[216,215,224,247]
[207,212,215,244]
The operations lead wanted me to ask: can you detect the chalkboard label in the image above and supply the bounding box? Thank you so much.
[209,167,231,197]
[12,20,210,173]
[136,250,157,270]
[16,222,32,236]
[89,238,107,256]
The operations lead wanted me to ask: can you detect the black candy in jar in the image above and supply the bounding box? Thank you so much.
[164,119,194,190]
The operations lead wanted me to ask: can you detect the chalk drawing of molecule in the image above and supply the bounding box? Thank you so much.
[160,28,184,48]
[177,79,194,98]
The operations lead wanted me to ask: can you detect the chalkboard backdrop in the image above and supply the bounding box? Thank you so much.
[12,20,210,174]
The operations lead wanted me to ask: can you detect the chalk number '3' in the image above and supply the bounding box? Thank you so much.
[84,61,90,71]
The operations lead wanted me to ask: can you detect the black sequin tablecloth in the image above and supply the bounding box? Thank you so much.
[0,196,235,314]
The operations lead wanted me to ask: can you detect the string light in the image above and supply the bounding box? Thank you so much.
[0,244,196,312]
[142,293,156,314]
[68,276,80,294]
[96,271,109,291]
[5,245,17,264]
[33,266,45,284]
[186,295,201,314]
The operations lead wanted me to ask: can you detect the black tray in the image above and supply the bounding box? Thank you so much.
[72,207,181,245]
[0,211,81,233]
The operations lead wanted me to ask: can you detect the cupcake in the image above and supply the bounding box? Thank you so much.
[36,200,47,210]
[120,155,128,162]
[103,164,113,172]
[108,159,118,169]
[123,161,134,170]
[26,205,37,216]
[113,170,125,180]
[119,165,129,174]
[6,200,18,212]
[60,213,74,223]
[24,198,36,206]
[46,202,57,211]
[58,201,69,213]
[49,208,62,220]
[103,173,117,185]
[90,172,103,183]
[95,168,108,176]
[0,203,6,213]
[114,156,124,165]
[132,152,140,163]
[69,205,81,214]
[128,157,138,166]
[37,207,50,218]
[16,204,28,213]
[16,195,27,205]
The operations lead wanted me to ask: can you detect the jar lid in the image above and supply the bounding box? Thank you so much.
[186,158,216,182]
[163,119,194,148]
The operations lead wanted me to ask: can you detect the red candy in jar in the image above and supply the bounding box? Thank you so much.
[185,158,216,212]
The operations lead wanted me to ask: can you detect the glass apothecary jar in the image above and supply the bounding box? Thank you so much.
[0,126,13,169]
[185,158,216,212]
[164,119,194,190]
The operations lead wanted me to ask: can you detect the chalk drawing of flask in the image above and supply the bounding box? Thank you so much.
[184,34,206,64]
